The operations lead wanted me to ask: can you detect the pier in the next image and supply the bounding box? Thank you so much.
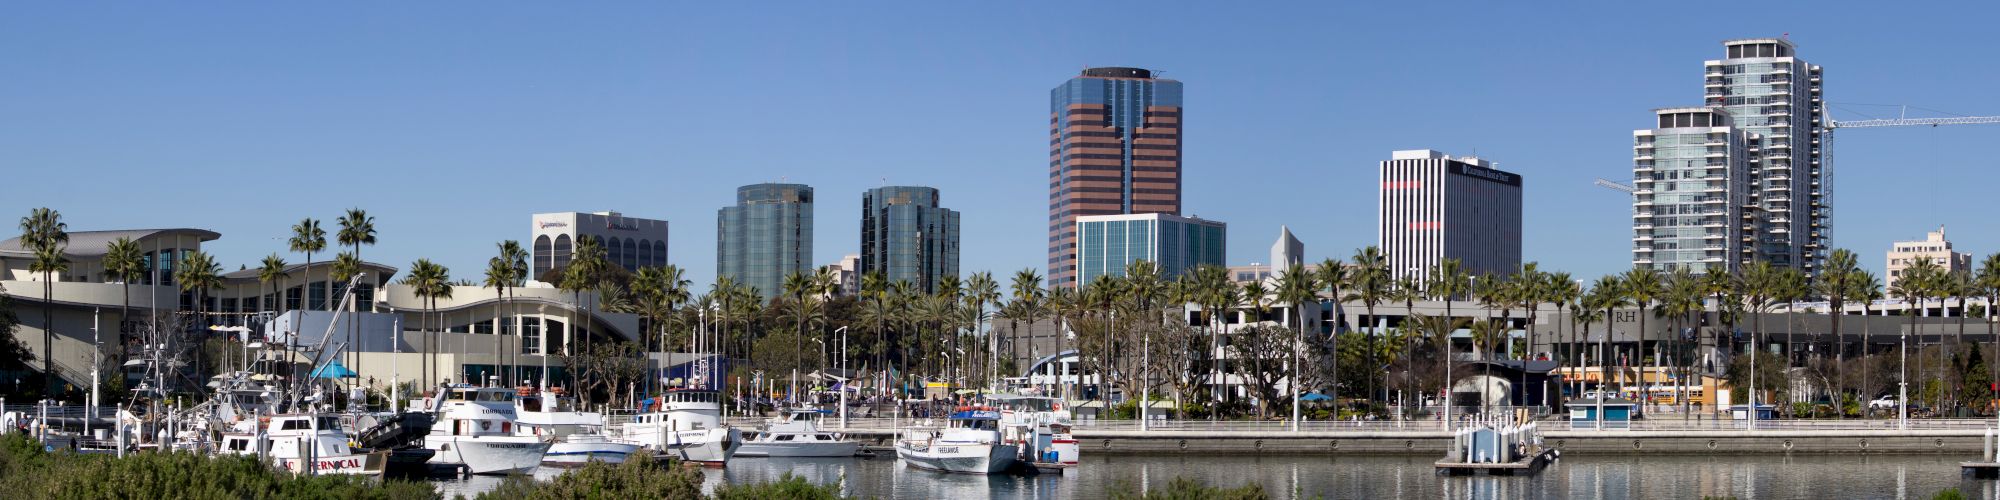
[790,418,1999,456]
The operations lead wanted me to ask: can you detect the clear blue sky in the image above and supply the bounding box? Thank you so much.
[4,2,1996,286]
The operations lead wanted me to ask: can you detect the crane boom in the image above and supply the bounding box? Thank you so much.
[1829,116,2000,129]
[1593,178,1637,194]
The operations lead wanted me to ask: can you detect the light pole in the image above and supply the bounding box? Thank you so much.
[835,326,849,427]
[1899,330,1909,430]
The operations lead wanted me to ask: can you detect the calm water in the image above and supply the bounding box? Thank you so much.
[434,453,2000,499]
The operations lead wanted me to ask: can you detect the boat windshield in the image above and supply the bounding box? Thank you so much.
[994,398,1057,412]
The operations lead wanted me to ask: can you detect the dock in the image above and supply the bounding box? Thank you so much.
[1963,462,2000,478]
[1436,448,1558,476]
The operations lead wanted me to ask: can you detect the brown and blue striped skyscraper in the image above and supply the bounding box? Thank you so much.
[1047,67,1183,288]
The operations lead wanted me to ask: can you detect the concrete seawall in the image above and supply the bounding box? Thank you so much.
[833,427,1992,455]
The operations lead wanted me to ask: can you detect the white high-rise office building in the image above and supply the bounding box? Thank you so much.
[1378,150,1523,283]
[1703,38,1826,275]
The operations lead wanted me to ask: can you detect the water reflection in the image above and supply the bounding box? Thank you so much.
[433,453,1983,499]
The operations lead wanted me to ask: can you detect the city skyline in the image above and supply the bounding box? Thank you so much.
[6,3,1999,287]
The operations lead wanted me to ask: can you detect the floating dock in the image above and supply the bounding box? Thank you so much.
[1436,448,1558,476]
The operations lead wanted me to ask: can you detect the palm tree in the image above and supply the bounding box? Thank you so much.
[1546,273,1579,400]
[1978,254,2000,393]
[1346,246,1390,404]
[494,240,529,384]
[965,271,1000,388]
[401,259,446,387]
[1590,275,1631,401]
[1469,319,1507,414]
[783,270,818,387]
[335,209,377,380]
[1853,270,1884,415]
[175,250,223,389]
[1948,271,1976,395]
[1045,284,1081,400]
[1621,267,1662,404]
[1819,249,1861,414]
[1659,268,1703,417]
[1008,269,1045,385]
[18,208,68,395]
[1897,257,1946,411]
[1189,265,1235,416]
[1316,258,1349,412]
[561,236,607,358]
[288,218,326,310]
[1739,262,1782,420]
[103,237,147,373]
[482,257,511,386]
[1084,274,1124,402]
[1274,265,1318,425]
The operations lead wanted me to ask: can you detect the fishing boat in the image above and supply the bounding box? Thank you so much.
[218,413,389,476]
[514,387,640,466]
[616,388,740,466]
[985,393,1078,470]
[421,385,552,475]
[896,407,1018,474]
[737,408,859,458]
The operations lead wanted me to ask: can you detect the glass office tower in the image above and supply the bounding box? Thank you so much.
[1074,213,1224,286]
[860,186,960,294]
[1048,67,1183,288]
[717,183,813,300]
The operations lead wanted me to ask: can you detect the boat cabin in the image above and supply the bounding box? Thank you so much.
[948,409,1003,431]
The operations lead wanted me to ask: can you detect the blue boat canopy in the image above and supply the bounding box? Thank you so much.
[310,360,357,379]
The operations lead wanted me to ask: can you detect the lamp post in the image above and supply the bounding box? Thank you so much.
[836,326,849,427]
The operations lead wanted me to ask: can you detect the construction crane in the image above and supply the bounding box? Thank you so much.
[1595,107,2000,197]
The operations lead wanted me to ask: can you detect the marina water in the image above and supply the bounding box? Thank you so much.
[434,453,1994,499]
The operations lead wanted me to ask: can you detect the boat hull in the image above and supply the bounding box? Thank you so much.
[427,436,552,475]
[543,439,642,466]
[631,427,741,466]
[897,442,1018,474]
[276,450,390,477]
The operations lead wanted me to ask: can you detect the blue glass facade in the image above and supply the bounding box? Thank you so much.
[1075,214,1223,285]
[860,186,960,293]
[717,183,813,301]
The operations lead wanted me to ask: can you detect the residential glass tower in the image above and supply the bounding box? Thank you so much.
[717,183,813,300]
[1703,38,1826,275]
[1632,108,1755,273]
[859,186,960,294]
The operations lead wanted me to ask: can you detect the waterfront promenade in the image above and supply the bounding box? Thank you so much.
[771,417,2000,455]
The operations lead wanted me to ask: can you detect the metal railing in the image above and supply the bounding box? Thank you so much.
[767,415,2000,434]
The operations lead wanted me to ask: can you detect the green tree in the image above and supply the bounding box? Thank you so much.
[1818,248,1861,415]
[103,237,147,383]
[175,250,223,388]
[1007,269,1044,380]
[18,208,68,396]
[1659,267,1704,417]
[287,218,326,310]
[964,271,1000,387]
[1345,246,1390,404]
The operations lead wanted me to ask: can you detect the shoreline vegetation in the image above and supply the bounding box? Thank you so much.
[0,433,854,500]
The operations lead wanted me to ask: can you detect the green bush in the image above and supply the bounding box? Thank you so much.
[712,473,849,500]
[475,453,852,500]
[0,433,436,500]
[476,453,702,500]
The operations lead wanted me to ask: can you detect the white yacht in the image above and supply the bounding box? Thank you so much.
[218,413,389,476]
[986,394,1079,468]
[421,385,553,475]
[616,388,740,466]
[737,409,859,458]
[896,407,1018,474]
[514,388,641,466]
